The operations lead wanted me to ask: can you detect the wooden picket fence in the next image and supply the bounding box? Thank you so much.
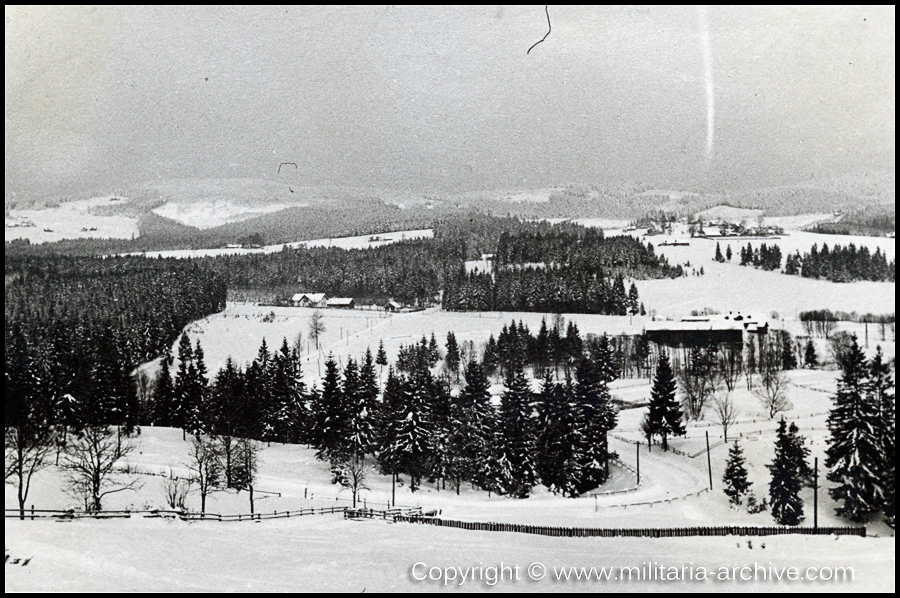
[6,505,347,522]
[392,516,866,539]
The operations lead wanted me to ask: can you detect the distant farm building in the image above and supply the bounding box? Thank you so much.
[292,293,327,308]
[645,313,768,349]
[384,300,403,312]
[326,297,355,309]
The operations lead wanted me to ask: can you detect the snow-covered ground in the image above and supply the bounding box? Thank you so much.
[617,225,895,318]
[5,516,893,592]
[152,200,298,229]
[5,196,140,243]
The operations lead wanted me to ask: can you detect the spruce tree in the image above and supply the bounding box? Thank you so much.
[536,373,580,496]
[804,339,818,368]
[723,441,751,505]
[868,346,895,526]
[787,422,814,486]
[446,361,494,493]
[826,335,883,521]
[574,356,617,492]
[497,361,537,497]
[376,340,388,371]
[769,418,804,526]
[715,242,724,262]
[312,354,343,458]
[647,355,685,451]
[389,366,435,492]
[445,332,461,383]
[153,350,176,427]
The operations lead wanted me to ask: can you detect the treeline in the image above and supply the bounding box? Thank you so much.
[806,206,896,237]
[733,241,895,283]
[444,231,678,314]
[791,243,894,283]
[5,256,226,429]
[6,257,226,514]
[738,243,782,271]
[200,238,460,305]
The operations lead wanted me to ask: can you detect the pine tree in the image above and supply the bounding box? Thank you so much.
[446,360,495,493]
[726,244,732,261]
[312,354,343,457]
[715,242,725,263]
[826,335,883,521]
[389,367,435,492]
[173,332,194,438]
[574,356,617,492]
[723,441,751,505]
[536,373,580,496]
[153,350,176,427]
[497,362,537,497]
[647,355,685,451]
[428,333,441,366]
[445,332,461,383]
[769,418,804,526]
[868,347,895,526]
[787,422,814,486]
[628,283,640,315]
[376,340,388,371]
[804,339,818,368]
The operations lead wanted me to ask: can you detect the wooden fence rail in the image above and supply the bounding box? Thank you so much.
[6,506,348,522]
[392,516,866,539]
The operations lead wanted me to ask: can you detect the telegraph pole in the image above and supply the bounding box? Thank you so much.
[636,442,640,485]
[706,431,713,490]
[814,457,818,530]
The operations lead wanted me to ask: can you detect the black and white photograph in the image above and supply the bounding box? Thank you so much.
[5,5,895,592]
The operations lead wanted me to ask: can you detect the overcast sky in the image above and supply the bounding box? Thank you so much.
[5,5,895,200]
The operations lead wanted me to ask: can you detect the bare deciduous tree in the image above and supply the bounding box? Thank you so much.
[187,434,223,514]
[754,370,791,419]
[308,310,326,350]
[232,438,260,513]
[339,455,369,508]
[63,425,141,512]
[678,347,719,420]
[718,344,743,392]
[5,427,54,520]
[712,393,739,442]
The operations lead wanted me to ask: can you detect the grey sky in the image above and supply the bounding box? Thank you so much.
[5,5,895,200]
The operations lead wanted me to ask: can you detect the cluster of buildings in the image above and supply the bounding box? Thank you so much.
[289,293,407,312]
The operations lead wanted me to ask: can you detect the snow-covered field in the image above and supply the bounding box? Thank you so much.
[152,200,298,229]
[620,226,895,318]
[5,196,140,243]
[5,516,893,592]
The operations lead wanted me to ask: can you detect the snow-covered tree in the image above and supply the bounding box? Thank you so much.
[497,362,536,498]
[768,418,804,526]
[723,441,751,505]
[826,335,884,522]
[648,355,685,451]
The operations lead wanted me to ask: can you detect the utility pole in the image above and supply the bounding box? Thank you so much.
[636,442,640,485]
[814,457,818,530]
[706,431,713,491]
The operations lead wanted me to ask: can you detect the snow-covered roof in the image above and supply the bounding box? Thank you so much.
[293,293,326,302]
[326,297,354,306]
